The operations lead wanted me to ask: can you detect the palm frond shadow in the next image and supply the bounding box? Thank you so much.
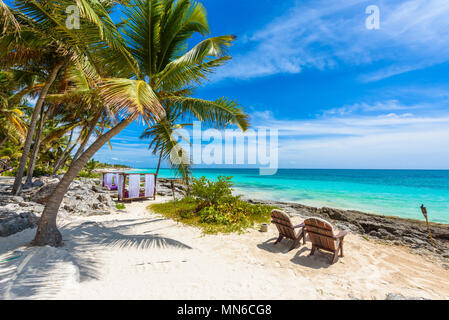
[0,219,192,299]
[61,220,192,281]
[0,247,80,299]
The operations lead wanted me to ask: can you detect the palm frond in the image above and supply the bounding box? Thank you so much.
[166,96,249,131]
[0,0,21,34]
[99,78,165,121]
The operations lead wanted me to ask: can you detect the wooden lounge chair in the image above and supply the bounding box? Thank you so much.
[303,217,348,264]
[270,209,305,252]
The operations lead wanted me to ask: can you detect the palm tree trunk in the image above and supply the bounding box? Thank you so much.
[53,143,77,175]
[32,116,134,247]
[155,151,162,177]
[12,60,64,195]
[52,130,75,175]
[25,105,50,185]
[54,127,85,174]
[71,113,101,163]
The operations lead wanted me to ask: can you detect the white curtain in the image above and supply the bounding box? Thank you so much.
[118,174,124,200]
[113,174,120,186]
[105,173,113,187]
[145,174,155,197]
[128,174,141,199]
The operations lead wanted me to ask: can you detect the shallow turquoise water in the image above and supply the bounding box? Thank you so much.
[128,168,449,224]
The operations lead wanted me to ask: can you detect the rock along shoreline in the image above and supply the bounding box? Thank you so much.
[247,198,449,262]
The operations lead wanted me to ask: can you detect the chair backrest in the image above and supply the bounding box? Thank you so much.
[271,210,297,240]
[304,218,336,251]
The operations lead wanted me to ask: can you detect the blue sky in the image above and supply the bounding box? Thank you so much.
[94,0,449,169]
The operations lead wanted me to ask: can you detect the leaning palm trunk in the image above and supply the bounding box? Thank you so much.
[32,117,134,247]
[12,61,64,195]
[25,105,50,185]
[52,130,76,175]
[53,142,78,175]
[71,113,101,163]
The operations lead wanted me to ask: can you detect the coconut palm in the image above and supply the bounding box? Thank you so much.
[122,0,249,180]
[140,103,193,179]
[1,0,131,195]
[30,0,248,247]
[0,70,29,147]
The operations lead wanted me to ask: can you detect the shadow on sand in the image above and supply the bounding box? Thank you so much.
[0,218,192,299]
[257,237,295,254]
[257,236,334,269]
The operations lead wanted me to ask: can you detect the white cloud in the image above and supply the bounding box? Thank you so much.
[215,0,449,82]
[94,100,449,169]
[321,100,424,116]
[250,104,449,169]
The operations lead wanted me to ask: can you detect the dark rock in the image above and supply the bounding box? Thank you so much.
[320,207,349,222]
[31,183,58,204]
[97,193,115,207]
[0,211,39,237]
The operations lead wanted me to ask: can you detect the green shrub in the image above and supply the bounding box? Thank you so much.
[77,170,101,179]
[191,176,234,205]
[116,203,126,210]
[149,177,277,234]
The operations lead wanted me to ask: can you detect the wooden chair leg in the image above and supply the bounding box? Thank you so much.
[274,235,283,245]
[288,237,301,252]
[309,245,316,256]
[340,240,344,258]
[331,250,339,264]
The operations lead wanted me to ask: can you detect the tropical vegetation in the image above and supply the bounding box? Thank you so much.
[149,176,276,234]
[0,0,249,246]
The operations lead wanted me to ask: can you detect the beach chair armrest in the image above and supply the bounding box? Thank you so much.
[293,222,305,229]
[334,230,348,239]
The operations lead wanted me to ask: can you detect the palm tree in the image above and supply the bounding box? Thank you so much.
[84,158,100,177]
[31,0,248,247]
[140,103,193,179]
[1,0,129,195]
[0,70,29,147]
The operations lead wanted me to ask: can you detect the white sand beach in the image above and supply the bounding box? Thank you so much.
[1,197,449,300]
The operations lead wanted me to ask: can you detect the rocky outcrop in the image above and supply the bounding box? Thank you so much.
[248,199,449,260]
[0,175,190,237]
[0,177,118,237]
[0,195,42,237]
[156,178,187,199]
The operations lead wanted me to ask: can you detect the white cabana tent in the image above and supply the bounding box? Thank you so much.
[117,173,157,202]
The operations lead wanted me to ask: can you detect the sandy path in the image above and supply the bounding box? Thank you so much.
[1,197,448,300]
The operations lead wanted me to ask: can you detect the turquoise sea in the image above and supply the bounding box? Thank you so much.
[128,168,449,224]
